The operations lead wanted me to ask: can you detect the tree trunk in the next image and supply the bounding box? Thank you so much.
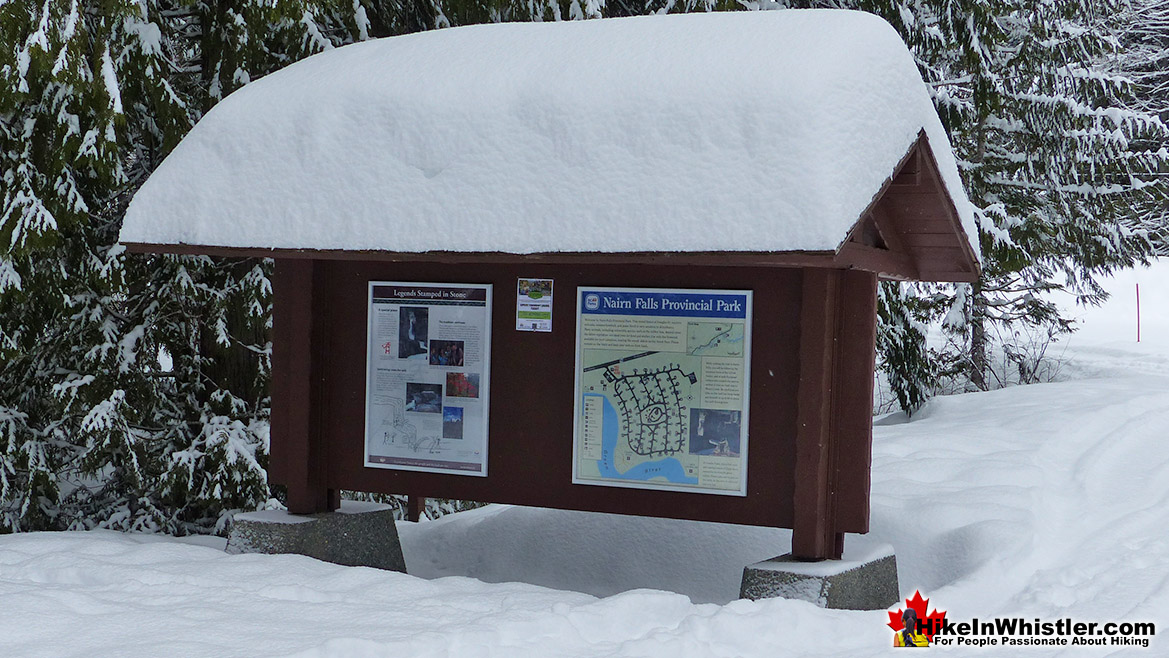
[968,277,988,391]
[966,110,989,392]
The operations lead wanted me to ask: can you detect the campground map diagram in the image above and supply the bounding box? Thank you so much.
[579,350,702,487]
[613,365,693,456]
[589,353,698,457]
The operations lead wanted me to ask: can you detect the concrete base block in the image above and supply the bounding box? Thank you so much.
[740,543,898,610]
[226,500,406,572]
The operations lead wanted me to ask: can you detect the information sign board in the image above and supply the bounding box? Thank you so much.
[516,278,554,332]
[364,282,492,475]
[572,286,752,495]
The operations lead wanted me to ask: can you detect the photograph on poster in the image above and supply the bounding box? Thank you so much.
[405,382,443,413]
[688,409,741,456]
[443,407,465,439]
[365,282,492,476]
[518,279,552,297]
[429,340,465,367]
[446,372,480,398]
[398,306,429,359]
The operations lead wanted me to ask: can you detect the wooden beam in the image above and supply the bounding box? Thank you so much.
[831,270,879,534]
[407,496,427,522]
[792,269,843,560]
[792,269,880,555]
[122,242,844,268]
[272,258,338,514]
[836,243,919,280]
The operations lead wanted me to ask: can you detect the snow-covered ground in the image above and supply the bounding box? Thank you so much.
[2,263,1167,656]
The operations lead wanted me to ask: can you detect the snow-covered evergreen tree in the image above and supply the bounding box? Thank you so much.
[924,0,1166,390]
[772,0,1169,399]
[876,282,934,415]
[1116,0,1169,119]
[0,0,365,533]
[1,0,176,531]
[1114,0,1169,255]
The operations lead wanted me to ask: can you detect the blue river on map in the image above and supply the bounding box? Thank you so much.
[585,393,698,484]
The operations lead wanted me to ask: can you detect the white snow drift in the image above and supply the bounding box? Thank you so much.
[120,11,975,255]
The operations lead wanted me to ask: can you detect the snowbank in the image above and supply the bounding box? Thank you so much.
[0,530,877,657]
[120,11,976,256]
[398,504,893,604]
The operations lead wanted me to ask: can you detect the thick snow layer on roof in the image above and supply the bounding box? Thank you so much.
[121,10,977,254]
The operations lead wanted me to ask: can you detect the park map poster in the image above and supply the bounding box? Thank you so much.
[572,287,752,496]
[364,282,492,476]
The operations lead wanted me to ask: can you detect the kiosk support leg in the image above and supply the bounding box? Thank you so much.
[791,269,878,560]
[407,496,426,522]
[271,258,339,514]
[792,269,842,560]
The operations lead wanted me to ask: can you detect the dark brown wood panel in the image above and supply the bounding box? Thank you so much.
[883,197,957,231]
[902,233,963,249]
[831,270,879,535]
[917,248,975,275]
[299,260,808,529]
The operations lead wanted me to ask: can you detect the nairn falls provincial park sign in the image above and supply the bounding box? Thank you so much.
[573,287,752,496]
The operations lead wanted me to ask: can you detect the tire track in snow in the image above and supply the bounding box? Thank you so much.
[1009,375,1169,620]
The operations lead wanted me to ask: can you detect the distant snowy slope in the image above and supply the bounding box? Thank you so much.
[1055,259,1169,378]
[2,357,1167,655]
[120,10,975,255]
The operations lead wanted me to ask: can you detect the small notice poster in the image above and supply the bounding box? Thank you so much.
[572,287,752,496]
[516,278,553,332]
[365,282,492,476]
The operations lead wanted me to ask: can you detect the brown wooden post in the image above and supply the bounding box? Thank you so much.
[791,268,880,559]
[271,258,339,514]
[792,269,840,559]
[407,496,426,522]
[832,270,880,537]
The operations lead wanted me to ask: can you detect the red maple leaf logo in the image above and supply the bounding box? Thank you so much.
[887,590,947,641]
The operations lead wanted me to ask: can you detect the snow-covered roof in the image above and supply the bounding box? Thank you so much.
[120,10,978,260]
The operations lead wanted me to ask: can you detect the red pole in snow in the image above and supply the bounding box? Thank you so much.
[1136,283,1141,343]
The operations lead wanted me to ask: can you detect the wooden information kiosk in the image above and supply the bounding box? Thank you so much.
[119,12,981,578]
